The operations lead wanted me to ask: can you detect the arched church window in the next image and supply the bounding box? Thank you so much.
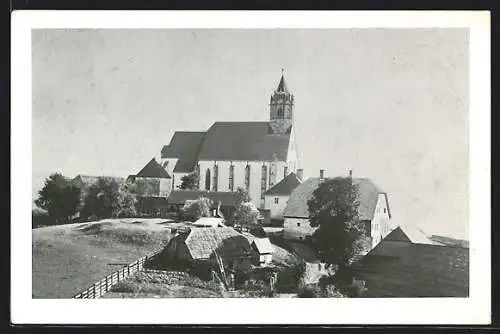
[261,165,268,199]
[245,164,251,191]
[196,164,200,189]
[205,168,211,191]
[213,164,218,192]
[229,164,234,191]
[277,107,284,118]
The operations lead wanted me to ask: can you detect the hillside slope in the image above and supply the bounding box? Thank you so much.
[32,218,173,298]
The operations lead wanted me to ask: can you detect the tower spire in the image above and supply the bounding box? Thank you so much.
[276,69,288,93]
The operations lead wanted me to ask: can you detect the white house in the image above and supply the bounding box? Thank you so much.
[251,238,274,265]
[264,171,302,221]
[282,171,393,250]
[159,73,300,208]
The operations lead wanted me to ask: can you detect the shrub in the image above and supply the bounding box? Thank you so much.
[276,260,306,293]
[346,278,368,297]
[110,281,138,293]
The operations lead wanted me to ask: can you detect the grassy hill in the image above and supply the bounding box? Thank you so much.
[32,218,174,298]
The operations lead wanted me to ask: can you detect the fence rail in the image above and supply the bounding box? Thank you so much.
[73,248,163,299]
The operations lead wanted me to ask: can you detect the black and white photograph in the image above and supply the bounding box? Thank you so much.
[11,11,490,325]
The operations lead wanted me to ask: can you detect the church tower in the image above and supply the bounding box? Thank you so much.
[269,70,294,134]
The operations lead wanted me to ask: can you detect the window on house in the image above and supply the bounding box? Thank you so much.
[261,165,267,200]
[245,164,251,191]
[212,164,218,192]
[274,197,279,204]
[384,208,387,213]
[284,166,288,178]
[297,222,301,227]
[228,164,234,191]
[205,168,211,191]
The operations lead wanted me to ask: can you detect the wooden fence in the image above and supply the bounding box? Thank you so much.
[73,249,163,299]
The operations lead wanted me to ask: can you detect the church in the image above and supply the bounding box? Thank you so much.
[157,72,300,209]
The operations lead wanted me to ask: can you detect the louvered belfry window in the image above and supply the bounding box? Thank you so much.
[261,165,267,199]
[229,164,234,191]
[213,164,218,192]
[245,164,251,191]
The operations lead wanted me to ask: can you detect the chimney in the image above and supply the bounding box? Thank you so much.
[319,169,325,181]
[296,169,304,180]
[349,169,353,178]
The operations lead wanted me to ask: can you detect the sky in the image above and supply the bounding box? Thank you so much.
[32,29,469,239]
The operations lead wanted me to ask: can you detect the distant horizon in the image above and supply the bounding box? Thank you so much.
[32,29,469,240]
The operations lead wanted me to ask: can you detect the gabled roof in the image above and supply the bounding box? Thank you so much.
[136,158,171,178]
[265,172,302,196]
[161,131,206,173]
[352,242,469,297]
[197,122,291,161]
[383,226,412,242]
[167,190,239,207]
[184,227,253,260]
[283,177,390,221]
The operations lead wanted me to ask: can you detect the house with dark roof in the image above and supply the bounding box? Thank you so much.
[159,73,300,208]
[282,170,393,250]
[351,226,469,297]
[167,190,240,220]
[128,158,173,216]
[263,171,303,221]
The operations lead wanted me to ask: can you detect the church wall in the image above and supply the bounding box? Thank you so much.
[197,159,288,208]
[286,127,299,173]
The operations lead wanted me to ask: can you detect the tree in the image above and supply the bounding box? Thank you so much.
[181,197,213,221]
[234,201,260,232]
[307,177,368,270]
[235,187,251,206]
[35,173,81,225]
[178,171,199,190]
[81,177,121,220]
[114,182,138,218]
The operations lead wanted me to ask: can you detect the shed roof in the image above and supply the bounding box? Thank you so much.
[283,177,390,221]
[197,122,291,161]
[168,190,239,207]
[136,158,171,178]
[252,238,274,254]
[192,217,226,227]
[265,172,302,196]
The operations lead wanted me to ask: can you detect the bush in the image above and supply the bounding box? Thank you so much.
[276,261,306,293]
[110,281,138,293]
[32,208,51,228]
[298,283,345,298]
[346,278,368,297]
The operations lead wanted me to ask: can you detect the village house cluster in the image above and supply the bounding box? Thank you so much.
[69,73,469,296]
[96,73,395,249]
